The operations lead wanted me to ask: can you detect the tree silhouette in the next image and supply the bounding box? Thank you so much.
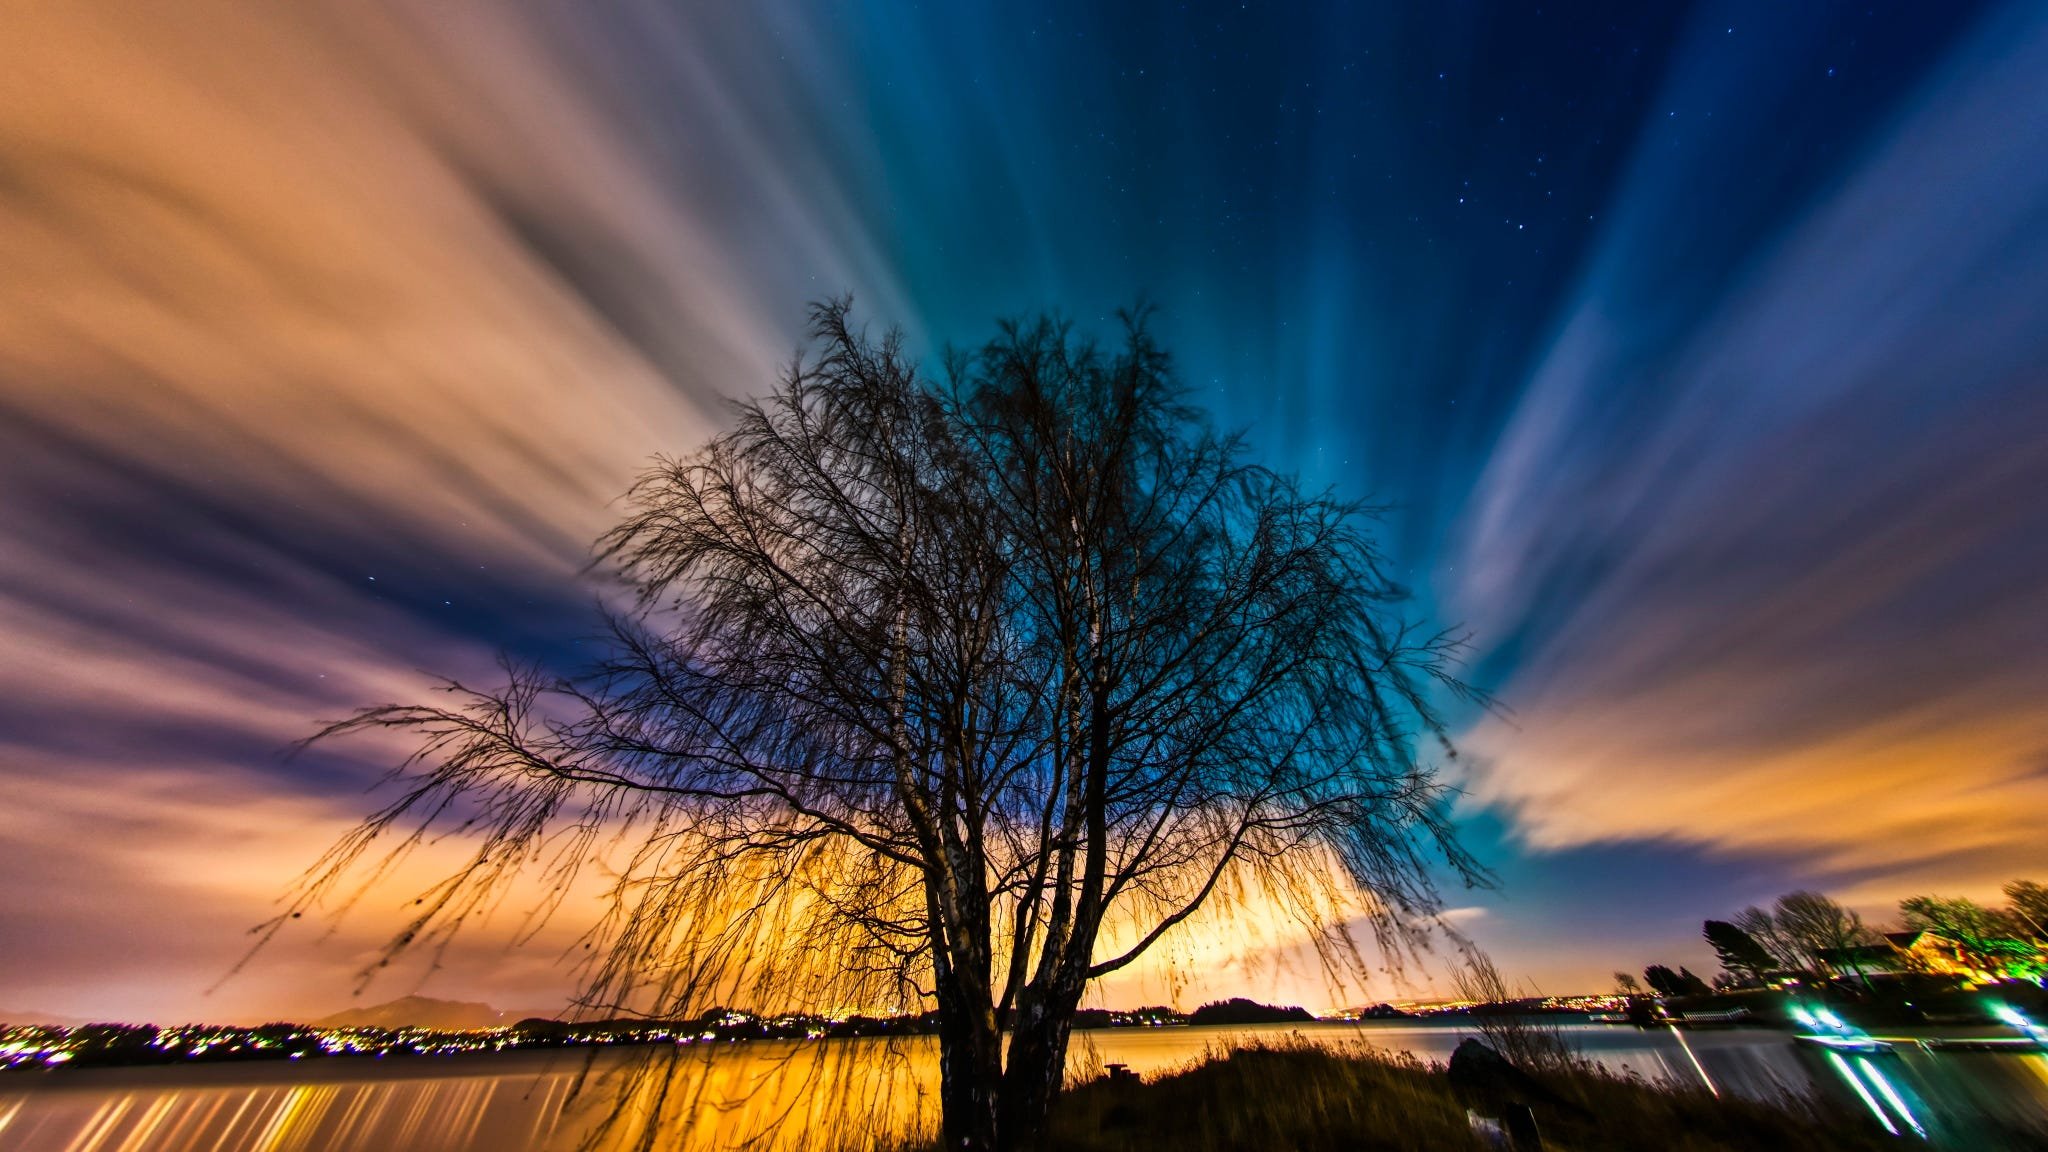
[1702,919,1777,985]
[1732,905,1799,973]
[1641,965,1683,997]
[2004,880,2048,941]
[1642,965,1708,998]
[286,301,1482,1150]
[1770,890,1873,979]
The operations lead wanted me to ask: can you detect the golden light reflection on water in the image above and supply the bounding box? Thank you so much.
[0,1073,574,1152]
[0,1045,940,1152]
[0,1026,1742,1152]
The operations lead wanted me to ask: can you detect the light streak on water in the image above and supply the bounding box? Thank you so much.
[1827,1051,1899,1137]
[1858,1055,1927,1140]
[1664,1023,1718,1098]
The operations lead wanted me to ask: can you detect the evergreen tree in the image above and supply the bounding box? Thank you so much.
[1642,965,1683,997]
[1703,919,1778,985]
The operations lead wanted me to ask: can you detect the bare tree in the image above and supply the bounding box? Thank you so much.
[2004,880,2048,941]
[1770,891,1873,980]
[285,301,1481,1151]
[1731,905,1795,972]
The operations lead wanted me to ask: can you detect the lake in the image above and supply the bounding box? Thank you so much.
[2,1019,2043,1150]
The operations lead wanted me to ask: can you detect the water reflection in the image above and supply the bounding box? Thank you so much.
[0,1021,2041,1150]
[0,1069,577,1151]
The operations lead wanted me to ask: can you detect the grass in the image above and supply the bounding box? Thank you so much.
[888,1038,1899,1152]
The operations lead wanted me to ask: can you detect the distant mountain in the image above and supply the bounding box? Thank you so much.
[312,995,514,1031]
[0,1009,86,1029]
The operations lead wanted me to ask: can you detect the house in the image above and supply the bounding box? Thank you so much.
[1816,930,2037,984]
[1813,941,1908,978]
[1882,930,1982,978]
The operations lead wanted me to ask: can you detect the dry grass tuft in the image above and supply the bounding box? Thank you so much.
[882,1038,1901,1152]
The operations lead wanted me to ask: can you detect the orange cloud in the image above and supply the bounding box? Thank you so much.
[0,1,912,1021]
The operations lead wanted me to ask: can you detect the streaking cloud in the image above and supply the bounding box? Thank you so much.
[0,1,906,1020]
[1452,1,2048,902]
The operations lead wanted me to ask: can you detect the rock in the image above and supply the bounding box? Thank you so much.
[1446,1038,1590,1120]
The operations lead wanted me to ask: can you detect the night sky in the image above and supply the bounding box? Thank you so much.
[2,0,2044,1023]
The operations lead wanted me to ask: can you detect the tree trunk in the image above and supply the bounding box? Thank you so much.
[930,877,1003,1151]
[935,1015,1001,1151]
[993,977,1085,1151]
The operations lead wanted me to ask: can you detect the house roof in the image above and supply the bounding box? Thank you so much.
[1814,943,1900,963]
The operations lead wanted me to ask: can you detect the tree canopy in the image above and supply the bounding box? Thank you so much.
[289,302,1482,1150]
[1641,965,1709,998]
[1702,919,1777,985]
[1900,895,2043,979]
[1730,891,1872,976]
[2002,880,2048,941]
